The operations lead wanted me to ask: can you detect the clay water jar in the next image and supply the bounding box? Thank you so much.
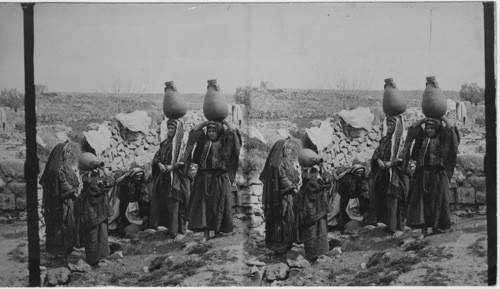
[79,152,104,171]
[298,149,324,167]
[422,76,447,118]
[203,79,229,121]
[382,78,406,116]
[163,81,187,119]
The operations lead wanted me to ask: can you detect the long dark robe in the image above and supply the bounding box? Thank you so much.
[80,173,114,266]
[40,143,80,252]
[406,122,460,230]
[184,123,241,233]
[149,120,190,234]
[259,139,300,253]
[295,173,333,261]
[337,172,371,228]
[369,133,411,231]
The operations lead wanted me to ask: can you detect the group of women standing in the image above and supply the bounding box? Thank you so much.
[149,118,241,241]
[261,114,459,262]
[41,117,242,265]
[368,115,459,237]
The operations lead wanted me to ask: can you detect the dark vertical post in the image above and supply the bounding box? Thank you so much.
[483,2,496,286]
[21,3,40,287]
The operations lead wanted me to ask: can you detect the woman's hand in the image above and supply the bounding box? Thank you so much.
[377,159,386,169]
[441,115,454,127]
[173,162,185,170]
[222,119,236,132]
[158,162,167,173]
[390,158,403,167]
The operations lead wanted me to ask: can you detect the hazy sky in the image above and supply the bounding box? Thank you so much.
[0,2,485,94]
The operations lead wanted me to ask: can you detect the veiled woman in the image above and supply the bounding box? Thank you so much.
[260,138,300,256]
[79,167,115,266]
[108,167,150,235]
[338,164,371,229]
[149,119,189,238]
[406,116,459,237]
[40,141,81,256]
[184,119,241,240]
[368,115,411,235]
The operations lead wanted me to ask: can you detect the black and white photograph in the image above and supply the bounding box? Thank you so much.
[0,1,495,287]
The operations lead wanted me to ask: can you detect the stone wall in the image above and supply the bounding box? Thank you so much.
[450,154,485,206]
[0,159,27,211]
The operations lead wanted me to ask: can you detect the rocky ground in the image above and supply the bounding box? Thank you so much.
[244,207,488,286]
[0,213,251,287]
[0,207,487,286]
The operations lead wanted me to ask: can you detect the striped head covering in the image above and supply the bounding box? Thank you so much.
[206,121,223,137]
[165,119,184,164]
[386,115,398,126]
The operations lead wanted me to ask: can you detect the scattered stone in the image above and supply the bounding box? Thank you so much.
[157,226,168,232]
[108,251,124,261]
[287,255,310,268]
[67,253,83,265]
[143,266,149,274]
[392,231,404,238]
[98,259,111,267]
[265,263,289,281]
[345,220,362,231]
[46,267,71,286]
[174,234,186,242]
[250,266,259,274]
[327,247,342,257]
[364,225,376,230]
[185,241,198,250]
[360,263,367,269]
[328,237,343,250]
[246,259,266,267]
[144,228,156,234]
[123,224,141,237]
[456,187,476,204]
[68,259,92,272]
[254,268,265,283]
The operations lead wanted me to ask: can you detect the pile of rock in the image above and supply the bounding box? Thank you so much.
[97,110,206,175]
[312,116,380,169]
[305,108,433,170]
